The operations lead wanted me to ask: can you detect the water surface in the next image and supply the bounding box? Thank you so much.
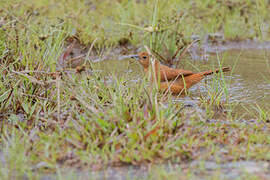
[96,49,270,110]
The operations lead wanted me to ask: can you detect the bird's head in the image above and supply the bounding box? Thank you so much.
[131,52,151,68]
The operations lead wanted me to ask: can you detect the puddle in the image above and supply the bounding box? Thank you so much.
[61,40,270,108]
[94,48,270,110]
[225,50,270,105]
[182,49,270,107]
[181,40,270,110]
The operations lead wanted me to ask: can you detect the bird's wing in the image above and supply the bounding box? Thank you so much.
[159,65,194,81]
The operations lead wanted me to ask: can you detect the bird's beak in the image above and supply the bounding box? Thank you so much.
[130,55,140,60]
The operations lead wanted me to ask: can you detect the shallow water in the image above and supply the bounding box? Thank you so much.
[96,49,270,110]
[215,49,269,105]
[64,40,270,110]
[184,49,270,107]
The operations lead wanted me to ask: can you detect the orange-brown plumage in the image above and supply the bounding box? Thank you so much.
[131,52,230,94]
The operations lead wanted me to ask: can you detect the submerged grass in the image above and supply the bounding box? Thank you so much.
[0,0,270,179]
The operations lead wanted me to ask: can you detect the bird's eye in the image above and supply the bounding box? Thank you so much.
[142,56,147,59]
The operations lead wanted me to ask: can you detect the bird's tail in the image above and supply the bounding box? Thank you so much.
[201,67,231,76]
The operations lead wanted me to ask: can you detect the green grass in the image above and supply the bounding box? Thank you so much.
[1,0,270,179]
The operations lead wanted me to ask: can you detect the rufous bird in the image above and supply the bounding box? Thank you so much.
[131,52,230,95]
